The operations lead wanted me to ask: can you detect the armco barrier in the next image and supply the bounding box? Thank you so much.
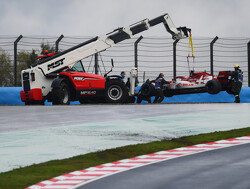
[0,87,250,105]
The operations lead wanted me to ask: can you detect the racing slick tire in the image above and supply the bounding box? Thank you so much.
[52,82,70,105]
[105,80,128,103]
[140,83,152,97]
[206,80,222,94]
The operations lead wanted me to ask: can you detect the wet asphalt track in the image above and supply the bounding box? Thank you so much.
[77,143,250,189]
[0,103,250,173]
[1,103,250,133]
[0,103,224,133]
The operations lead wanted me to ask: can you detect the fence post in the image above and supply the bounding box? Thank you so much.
[94,53,98,74]
[248,41,250,87]
[173,39,179,79]
[210,36,219,75]
[134,36,143,68]
[14,35,23,86]
[55,34,64,53]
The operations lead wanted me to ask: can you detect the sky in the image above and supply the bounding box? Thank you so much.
[1,0,250,37]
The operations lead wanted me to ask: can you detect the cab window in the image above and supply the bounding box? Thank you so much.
[72,61,85,72]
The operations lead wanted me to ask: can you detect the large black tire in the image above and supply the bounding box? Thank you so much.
[52,82,70,105]
[105,80,128,103]
[206,80,222,94]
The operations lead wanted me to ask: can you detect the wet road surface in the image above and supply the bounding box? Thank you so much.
[0,104,250,173]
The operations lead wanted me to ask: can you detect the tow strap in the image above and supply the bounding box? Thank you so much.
[187,32,195,75]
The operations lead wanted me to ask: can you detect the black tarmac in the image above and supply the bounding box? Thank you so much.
[77,143,250,189]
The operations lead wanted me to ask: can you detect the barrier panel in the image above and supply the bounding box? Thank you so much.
[0,87,249,105]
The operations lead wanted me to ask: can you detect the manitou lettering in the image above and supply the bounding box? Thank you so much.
[47,58,65,71]
[74,77,85,80]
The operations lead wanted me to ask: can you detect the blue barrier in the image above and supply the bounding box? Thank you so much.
[0,87,79,105]
[0,87,24,105]
[138,87,250,103]
[0,87,249,105]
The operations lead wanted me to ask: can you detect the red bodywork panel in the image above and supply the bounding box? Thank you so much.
[190,72,216,81]
[217,71,230,84]
[20,88,43,102]
[176,72,217,83]
[60,71,105,90]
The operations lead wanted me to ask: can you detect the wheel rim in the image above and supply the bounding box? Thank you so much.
[108,85,122,101]
[62,87,69,104]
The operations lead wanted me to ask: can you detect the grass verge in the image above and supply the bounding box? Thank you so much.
[1,127,250,189]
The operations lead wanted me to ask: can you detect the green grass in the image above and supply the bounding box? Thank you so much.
[1,127,250,189]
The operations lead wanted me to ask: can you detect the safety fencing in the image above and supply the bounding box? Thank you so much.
[0,35,249,87]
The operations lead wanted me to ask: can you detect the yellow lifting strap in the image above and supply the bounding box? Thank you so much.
[188,32,194,57]
[187,32,195,74]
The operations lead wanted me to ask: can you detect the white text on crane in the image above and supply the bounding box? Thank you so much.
[47,58,65,71]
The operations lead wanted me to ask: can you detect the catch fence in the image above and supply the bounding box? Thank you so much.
[0,35,249,87]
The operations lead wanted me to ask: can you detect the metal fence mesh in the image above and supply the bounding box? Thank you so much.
[0,35,249,87]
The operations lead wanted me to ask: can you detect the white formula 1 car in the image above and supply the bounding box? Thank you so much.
[139,71,235,98]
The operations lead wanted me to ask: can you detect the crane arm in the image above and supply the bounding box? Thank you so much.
[107,13,191,43]
[33,13,190,75]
